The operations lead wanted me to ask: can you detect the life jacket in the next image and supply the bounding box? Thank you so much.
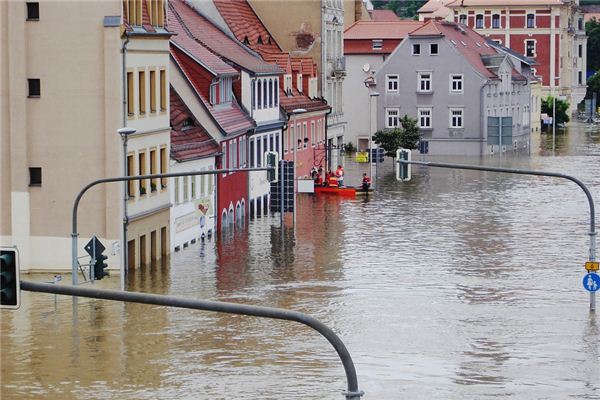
[328,176,338,187]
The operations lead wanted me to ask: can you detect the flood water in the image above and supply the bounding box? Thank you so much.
[2,123,600,399]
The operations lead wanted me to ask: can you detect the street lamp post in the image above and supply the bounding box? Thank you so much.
[368,91,379,188]
[118,127,136,290]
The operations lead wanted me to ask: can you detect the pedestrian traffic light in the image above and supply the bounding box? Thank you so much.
[93,253,109,280]
[264,151,279,183]
[1,248,20,309]
[396,149,411,182]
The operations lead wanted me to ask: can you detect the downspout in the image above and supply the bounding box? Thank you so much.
[480,80,487,158]
[121,36,130,277]
[325,106,332,171]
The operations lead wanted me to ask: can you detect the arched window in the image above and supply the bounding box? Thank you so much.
[263,79,268,108]
[257,80,262,109]
[269,79,273,108]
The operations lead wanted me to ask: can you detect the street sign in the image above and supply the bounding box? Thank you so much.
[585,261,599,272]
[582,273,600,292]
[84,236,105,258]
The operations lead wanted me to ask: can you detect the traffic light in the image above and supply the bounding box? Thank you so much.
[1,248,20,309]
[93,253,109,280]
[396,149,411,182]
[264,151,279,183]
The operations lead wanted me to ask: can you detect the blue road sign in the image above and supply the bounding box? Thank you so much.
[582,273,600,292]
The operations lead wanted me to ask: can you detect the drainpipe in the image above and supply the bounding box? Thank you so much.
[121,36,130,283]
[480,80,487,157]
[325,106,332,171]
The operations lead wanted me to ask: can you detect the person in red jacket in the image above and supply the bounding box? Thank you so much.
[335,165,344,187]
[362,173,371,191]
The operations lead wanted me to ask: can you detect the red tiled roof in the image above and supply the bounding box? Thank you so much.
[344,21,425,40]
[410,20,498,78]
[171,90,220,162]
[168,5,237,76]
[447,0,564,6]
[169,0,282,75]
[279,87,330,114]
[418,0,453,13]
[368,9,399,21]
[171,45,255,136]
[212,0,281,53]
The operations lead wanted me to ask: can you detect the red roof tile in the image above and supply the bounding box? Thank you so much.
[368,9,400,21]
[168,6,237,76]
[171,45,255,136]
[169,0,282,75]
[410,20,498,78]
[171,90,220,161]
[447,0,564,6]
[212,0,281,53]
[344,20,425,40]
[279,88,329,114]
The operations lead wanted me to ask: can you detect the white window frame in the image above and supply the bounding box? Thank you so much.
[386,74,399,93]
[526,13,535,29]
[459,14,467,25]
[450,74,463,93]
[492,14,501,29]
[418,107,432,129]
[525,39,536,58]
[372,40,383,50]
[475,14,484,29]
[417,71,432,93]
[449,107,464,129]
[412,43,421,55]
[385,108,400,129]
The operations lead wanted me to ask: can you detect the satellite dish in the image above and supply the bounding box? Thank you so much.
[362,63,371,72]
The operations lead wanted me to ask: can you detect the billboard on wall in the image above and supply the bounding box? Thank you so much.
[174,197,213,234]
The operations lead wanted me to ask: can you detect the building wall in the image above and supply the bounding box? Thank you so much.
[282,112,327,178]
[217,138,248,233]
[170,157,216,252]
[0,0,123,271]
[343,53,386,150]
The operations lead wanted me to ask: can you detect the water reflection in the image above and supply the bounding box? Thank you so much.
[2,123,600,399]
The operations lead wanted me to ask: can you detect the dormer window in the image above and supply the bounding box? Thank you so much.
[297,74,303,93]
[284,74,293,95]
[182,118,193,128]
[257,36,263,45]
[210,77,232,106]
[148,0,164,27]
[125,0,142,26]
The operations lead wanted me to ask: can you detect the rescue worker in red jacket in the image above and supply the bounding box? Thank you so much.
[335,165,344,187]
[362,173,371,191]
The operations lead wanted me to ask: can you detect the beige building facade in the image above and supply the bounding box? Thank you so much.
[1,0,171,272]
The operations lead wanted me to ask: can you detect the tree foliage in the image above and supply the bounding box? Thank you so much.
[373,115,421,158]
[586,18,600,72]
[586,71,600,99]
[541,96,570,125]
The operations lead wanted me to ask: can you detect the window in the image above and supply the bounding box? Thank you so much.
[219,77,232,104]
[29,167,41,186]
[274,78,279,106]
[138,70,146,114]
[386,108,400,128]
[459,14,466,25]
[475,14,483,29]
[525,40,535,57]
[269,79,274,106]
[149,0,164,27]
[430,43,438,55]
[386,74,399,93]
[159,69,166,111]
[191,175,196,199]
[125,0,142,26]
[450,74,463,93]
[412,43,421,55]
[449,108,464,129]
[303,122,308,148]
[183,176,189,202]
[149,70,156,112]
[26,2,39,20]
[578,71,583,85]
[250,138,256,165]
[578,17,583,31]
[174,178,180,203]
[492,14,500,29]
[150,149,157,191]
[263,79,268,108]
[160,147,167,188]
[138,151,147,194]
[372,40,383,50]
[417,72,432,93]
[578,44,583,58]
[28,79,40,97]
[127,72,134,115]
[311,121,316,147]
[527,13,535,28]
[257,80,262,109]
[418,108,432,129]
[256,138,261,167]
[127,155,135,196]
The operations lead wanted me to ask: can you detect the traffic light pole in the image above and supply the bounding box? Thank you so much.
[71,167,275,287]
[398,159,597,311]
[20,280,364,400]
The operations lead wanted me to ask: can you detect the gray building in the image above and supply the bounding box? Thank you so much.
[375,20,533,156]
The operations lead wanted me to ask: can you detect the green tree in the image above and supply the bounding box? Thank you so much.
[586,71,600,99]
[541,96,570,125]
[586,18,600,72]
[373,115,421,158]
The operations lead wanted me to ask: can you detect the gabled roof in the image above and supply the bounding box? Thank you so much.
[212,0,281,53]
[368,9,400,21]
[169,0,282,76]
[345,20,425,40]
[168,5,237,76]
[171,45,255,136]
[171,90,220,162]
[410,20,498,79]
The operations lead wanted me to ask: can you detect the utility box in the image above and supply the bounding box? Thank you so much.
[298,178,314,193]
